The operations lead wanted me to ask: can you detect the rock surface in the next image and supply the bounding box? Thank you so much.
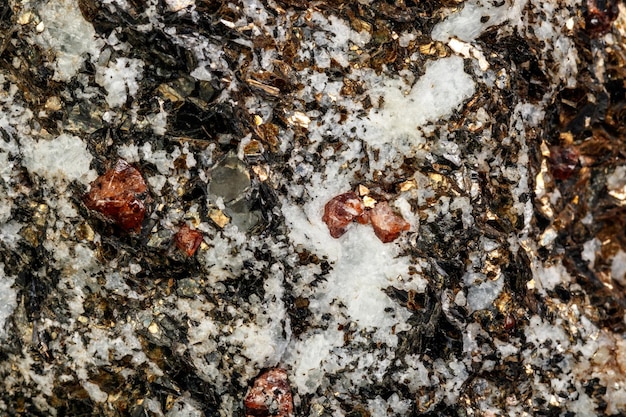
[0,0,626,416]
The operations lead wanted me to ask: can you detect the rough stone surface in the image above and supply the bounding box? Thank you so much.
[1,0,626,416]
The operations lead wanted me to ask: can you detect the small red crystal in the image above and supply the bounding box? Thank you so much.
[244,368,293,417]
[84,159,148,232]
[549,146,580,180]
[322,192,365,238]
[370,202,410,243]
[504,314,516,331]
[174,224,203,257]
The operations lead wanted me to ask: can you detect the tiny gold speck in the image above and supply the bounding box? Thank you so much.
[363,196,377,208]
[209,209,230,228]
[148,322,159,334]
[400,179,417,192]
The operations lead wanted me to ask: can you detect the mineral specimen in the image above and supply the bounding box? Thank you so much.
[84,159,148,232]
[2,0,626,415]
[174,224,203,256]
[244,368,293,417]
[369,202,410,243]
[322,191,365,238]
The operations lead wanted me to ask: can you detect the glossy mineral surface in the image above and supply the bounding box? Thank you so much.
[1,0,626,416]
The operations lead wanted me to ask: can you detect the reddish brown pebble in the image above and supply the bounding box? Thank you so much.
[174,224,203,257]
[549,146,580,180]
[322,192,365,238]
[370,202,410,243]
[84,159,148,232]
[244,368,293,417]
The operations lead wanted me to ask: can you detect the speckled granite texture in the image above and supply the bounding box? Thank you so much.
[1,0,626,415]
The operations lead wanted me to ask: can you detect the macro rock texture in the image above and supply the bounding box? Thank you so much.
[1,0,626,416]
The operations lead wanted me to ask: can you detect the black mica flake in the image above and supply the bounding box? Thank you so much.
[171,101,241,141]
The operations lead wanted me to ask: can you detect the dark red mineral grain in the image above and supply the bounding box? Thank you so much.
[174,224,204,256]
[244,368,293,417]
[322,191,365,238]
[84,159,148,232]
[549,146,580,180]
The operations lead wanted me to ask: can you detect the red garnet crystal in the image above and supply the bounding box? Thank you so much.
[84,159,148,232]
[549,146,580,180]
[322,192,365,238]
[370,202,410,243]
[244,368,293,417]
[174,224,203,256]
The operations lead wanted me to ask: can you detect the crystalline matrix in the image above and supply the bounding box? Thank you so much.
[1,0,626,416]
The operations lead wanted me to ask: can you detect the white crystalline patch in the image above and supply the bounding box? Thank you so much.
[21,134,96,184]
[364,56,475,150]
[140,142,180,175]
[117,143,140,162]
[607,165,626,199]
[431,0,527,42]
[607,166,626,190]
[286,329,344,395]
[37,0,101,81]
[166,398,204,417]
[466,274,504,312]
[200,226,255,283]
[368,394,413,417]
[165,0,195,12]
[281,170,350,263]
[228,269,290,368]
[525,315,570,348]
[314,226,413,330]
[534,261,571,291]
[393,355,431,391]
[81,381,108,403]
[582,238,601,268]
[96,58,144,107]
[0,221,22,249]
[611,250,626,286]
[305,12,370,68]
[229,322,283,367]
[146,106,168,135]
[0,194,12,223]
[0,147,16,193]
[0,264,17,340]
